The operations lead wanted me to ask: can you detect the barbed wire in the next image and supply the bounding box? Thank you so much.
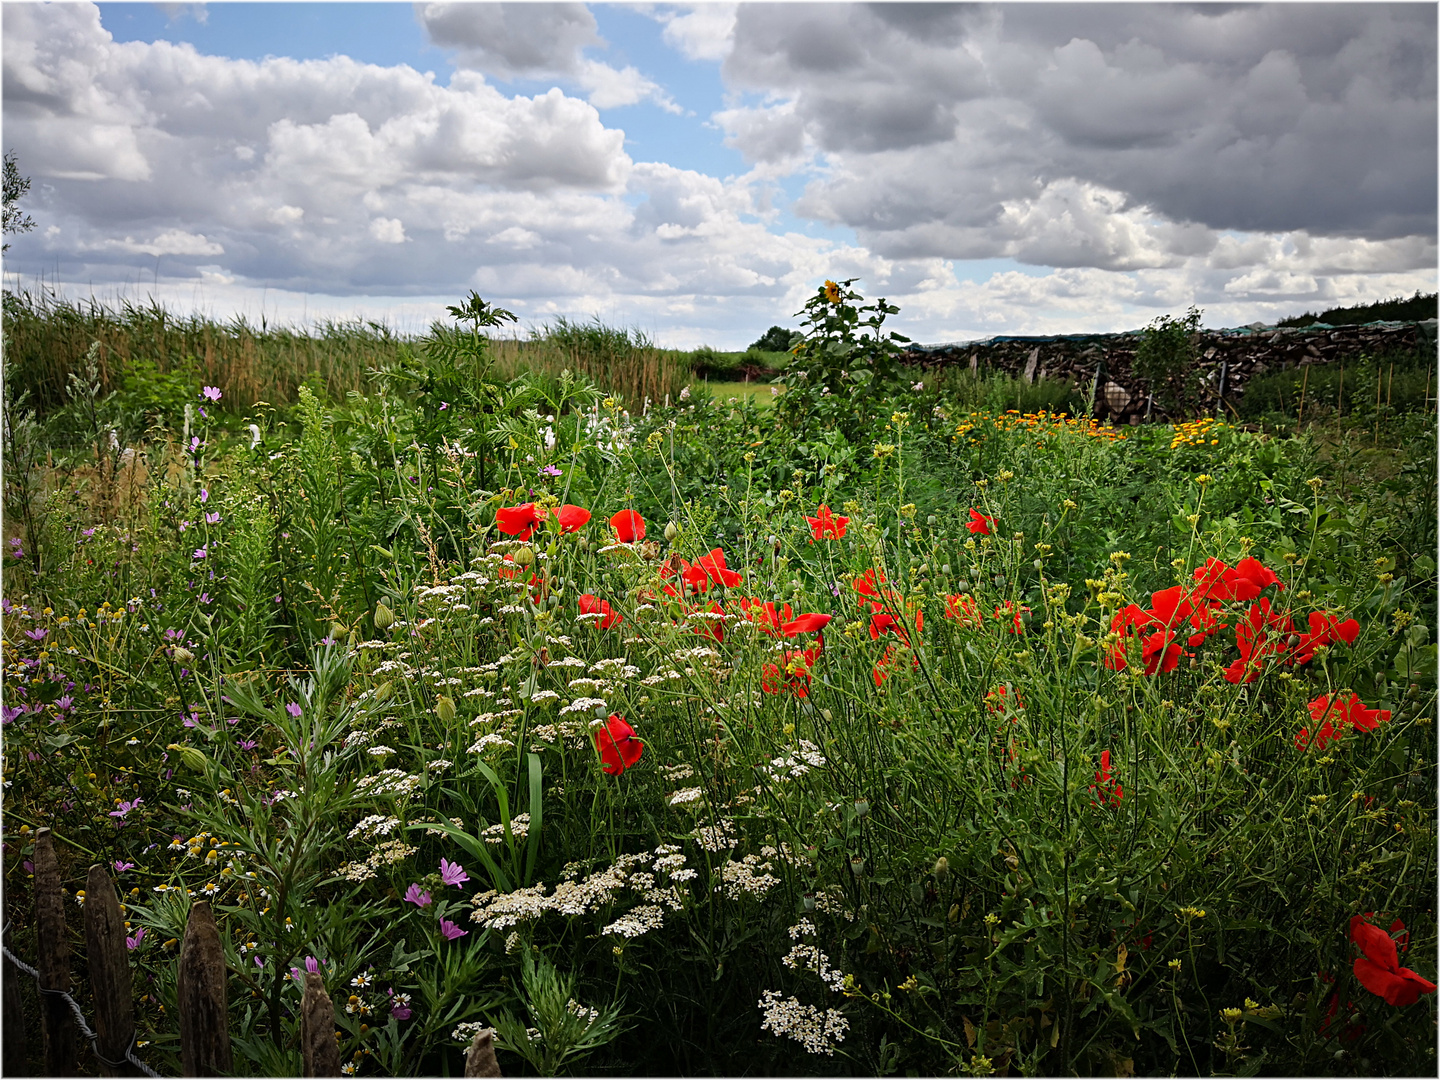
[2,928,163,1078]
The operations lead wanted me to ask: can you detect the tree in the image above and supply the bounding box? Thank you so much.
[3,150,35,252]
[749,324,798,353]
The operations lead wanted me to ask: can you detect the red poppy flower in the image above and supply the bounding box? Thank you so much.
[552,504,591,533]
[853,568,894,612]
[609,509,646,543]
[966,508,993,535]
[1190,557,1235,602]
[993,601,1027,634]
[578,593,622,630]
[781,612,832,637]
[805,504,849,541]
[595,714,644,775]
[1225,556,1285,601]
[762,644,821,697]
[693,548,743,589]
[1090,749,1123,806]
[1301,692,1391,745]
[1140,629,1184,675]
[691,601,727,643]
[496,502,543,540]
[1292,611,1360,664]
[984,685,1024,715]
[1351,915,1436,1006]
[740,598,792,635]
[943,594,983,627]
[1223,598,1294,684]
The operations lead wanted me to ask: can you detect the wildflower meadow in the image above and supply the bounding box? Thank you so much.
[2,282,1435,1076]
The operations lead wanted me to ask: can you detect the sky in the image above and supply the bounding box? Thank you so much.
[2,1,1436,348]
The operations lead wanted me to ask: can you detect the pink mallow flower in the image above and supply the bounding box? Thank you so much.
[439,858,469,888]
[403,883,432,908]
[438,919,468,941]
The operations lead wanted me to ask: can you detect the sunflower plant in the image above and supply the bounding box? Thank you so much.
[777,279,911,440]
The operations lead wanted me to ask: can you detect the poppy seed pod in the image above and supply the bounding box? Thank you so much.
[373,602,394,630]
[664,522,679,542]
[435,696,456,724]
[513,546,535,567]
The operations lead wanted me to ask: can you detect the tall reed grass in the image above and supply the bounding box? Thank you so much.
[2,292,693,414]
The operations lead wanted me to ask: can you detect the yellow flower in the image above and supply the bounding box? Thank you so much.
[824,280,842,304]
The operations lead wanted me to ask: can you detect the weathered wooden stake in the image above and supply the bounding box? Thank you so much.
[464,1029,502,1078]
[3,949,29,1076]
[34,828,77,1077]
[300,971,341,1077]
[177,901,231,1077]
[84,865,136,1077]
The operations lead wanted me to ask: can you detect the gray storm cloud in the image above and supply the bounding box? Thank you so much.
[719,3,1436,260]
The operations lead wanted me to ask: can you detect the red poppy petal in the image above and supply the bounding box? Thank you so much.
[1352,919,1400,972]
[783,613,832,636]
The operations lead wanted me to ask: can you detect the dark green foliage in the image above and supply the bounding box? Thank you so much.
[750,324,799,353]
[1277,291,1437,328]
[1133,306,1203,414]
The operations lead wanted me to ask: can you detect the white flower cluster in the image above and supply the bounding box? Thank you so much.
[346,814,401,841]
[451,1021,491,1044]
[566,999,600,1024]
[693,821,737,852]
[716,854,779,900]
[337,838,417,882]
[467,733,514,754]
[602,903,666,938]
[659,762,695,781]
[530,689,560,704]
[757,990,849,1055]
[765,740,827,782]
[355,770,421,798]
[481,813,530,844]
[559,696,608,716]
[668,787,705,808]
[782,932,845,992]
[470,847,693,935]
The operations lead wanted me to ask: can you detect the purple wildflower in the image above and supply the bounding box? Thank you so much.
[286,702,303,717]
[202,386,222,402]
[403,883,432,908]
[438,919,468,941]
[439,858,469,888]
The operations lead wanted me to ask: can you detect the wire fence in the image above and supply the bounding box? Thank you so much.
[3,925,164,1078]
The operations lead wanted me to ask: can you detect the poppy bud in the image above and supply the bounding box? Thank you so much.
[435,696,456,724]
[172,647,194,663]
[374,680,394,703]
[514,546,535,567]
[664,522,679,542]
[941,564,951,576]
[373,601,394,630]
[933,857,950,882]
[329,621,347,639]
[927,514,937,526]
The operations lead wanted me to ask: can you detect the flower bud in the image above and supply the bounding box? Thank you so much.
[373,602,394,630]
[172,646,194,664]
[664,522,679,542]
[513,546,535,567]
[374,680,394,703]
[435,695,456,724]
[933,856,950,883]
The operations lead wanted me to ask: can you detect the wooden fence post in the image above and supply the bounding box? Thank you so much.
[464,1029,502,1077]
[84,864,136,1077]
[34,827,77,1077]
[177,900,231,1077]
[3,948,29,1076]
[300,971,340,1077]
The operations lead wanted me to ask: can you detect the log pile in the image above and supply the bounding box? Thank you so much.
[901,319,1437,422]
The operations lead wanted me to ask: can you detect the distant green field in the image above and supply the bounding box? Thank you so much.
[689,378,783,405]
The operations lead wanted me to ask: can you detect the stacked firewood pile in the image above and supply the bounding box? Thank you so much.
[902,319,1437,422]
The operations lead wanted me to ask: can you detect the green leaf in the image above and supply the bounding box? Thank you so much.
[524,752,544,885]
